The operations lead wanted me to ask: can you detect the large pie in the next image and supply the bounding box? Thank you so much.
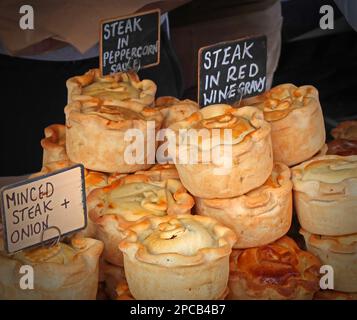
[243,84,326,166]
[88,174,194,266]
[169,105,273,198]
[65,99,163,173]
[119,214,236,300]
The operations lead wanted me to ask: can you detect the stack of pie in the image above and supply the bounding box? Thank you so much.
[18,68,356,300]
[292,155,357,293]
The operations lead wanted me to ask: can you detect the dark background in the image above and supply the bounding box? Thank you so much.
[0,0,356,176]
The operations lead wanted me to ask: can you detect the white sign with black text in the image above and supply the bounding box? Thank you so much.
[0,165,87,253]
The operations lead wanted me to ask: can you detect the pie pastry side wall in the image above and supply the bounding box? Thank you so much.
[0,237,103,300]
[292,155,357,236]
[195,162,292,248]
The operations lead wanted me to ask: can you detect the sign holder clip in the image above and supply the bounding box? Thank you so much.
[40,226,62,248]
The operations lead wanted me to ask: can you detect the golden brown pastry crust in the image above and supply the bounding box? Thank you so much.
[155,96,199,128]
[41,124,69,166]
[67,68,156,109]
[119,214,236,300]
[331,121,357,140]
[196,162,292,248]
[116,281,134,300]
[0,237,103,300]
[228,236,321,300]
[314,290,357,300]
[327,139,357,156]
[243,84,326,166]
[292,155,357,235]
[170,105,273,198]
[88,174,194,266]
[300,229,357,293]
[135,163,180,181]
[65,100,163,173]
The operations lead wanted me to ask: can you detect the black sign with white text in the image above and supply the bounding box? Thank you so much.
[198,36,267,107]
[100,9,160,76]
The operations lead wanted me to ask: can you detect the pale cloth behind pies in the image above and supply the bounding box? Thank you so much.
[243,83,326,166]
[119,214,236,300]
[292,155,357,235]
[196,162,292,248]
[66,68,156,109]
[331,120,357,140]
[155,96,200,128]
[0,237,103,300]
[41,124,69,166]
[228,236,321,300]
[169,105,273,198]
[65,99,163,173]
[300,229,357,293]
[88,174,194,266]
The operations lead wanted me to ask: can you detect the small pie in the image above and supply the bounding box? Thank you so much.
[243,84,326,166]
[292,155,357,235]
[228,236,321,300]
[300,229,357,293]
[67,69,156,109]
[331,121,357,140]
[88,174,194,266]
[155,96,199,128]
[119,214,236,300]
[196,162,292,248]
[41,124,69,166]
[169,105,273,198]
[65,99,163,173]
[0,237,103,300]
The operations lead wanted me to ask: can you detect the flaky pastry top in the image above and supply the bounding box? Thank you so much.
[67,68,156,108]
[292,155,357,187]
[243,84,320,122]
[65,100,162,131]
[230,236,321,297]
[119,214,236,267]
[169,105,270,149]
[88,174,194,227]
